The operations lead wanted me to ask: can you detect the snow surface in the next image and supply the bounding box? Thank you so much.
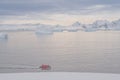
[0,72,120,80]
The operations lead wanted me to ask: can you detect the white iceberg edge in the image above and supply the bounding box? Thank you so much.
[0,72,120,80]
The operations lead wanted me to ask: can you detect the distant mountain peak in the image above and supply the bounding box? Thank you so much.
[72,21,81,26]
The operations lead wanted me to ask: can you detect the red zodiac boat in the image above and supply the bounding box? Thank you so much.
[40,64,51,70]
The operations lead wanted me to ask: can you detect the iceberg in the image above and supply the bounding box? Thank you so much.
[36,30,53,35]
[35,24,53,35]
[0,32,8,39]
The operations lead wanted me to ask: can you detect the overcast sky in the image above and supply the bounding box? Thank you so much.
[0,0,120,25]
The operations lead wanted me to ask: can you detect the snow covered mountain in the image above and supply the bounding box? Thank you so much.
[0,19,120,32]
[66,22,85,32]
[111,19,120,30]
[72,21,81,27]
[52,24,64,32]
[70,19,120,31]
[92,20,112,30]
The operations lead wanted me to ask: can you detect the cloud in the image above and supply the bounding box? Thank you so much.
[0,0,119,15]
[0,0,120,25]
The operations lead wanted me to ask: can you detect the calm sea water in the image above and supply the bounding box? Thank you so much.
[0,31,120,73]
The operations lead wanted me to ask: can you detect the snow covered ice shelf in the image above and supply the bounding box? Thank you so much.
[0,72,120,80]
